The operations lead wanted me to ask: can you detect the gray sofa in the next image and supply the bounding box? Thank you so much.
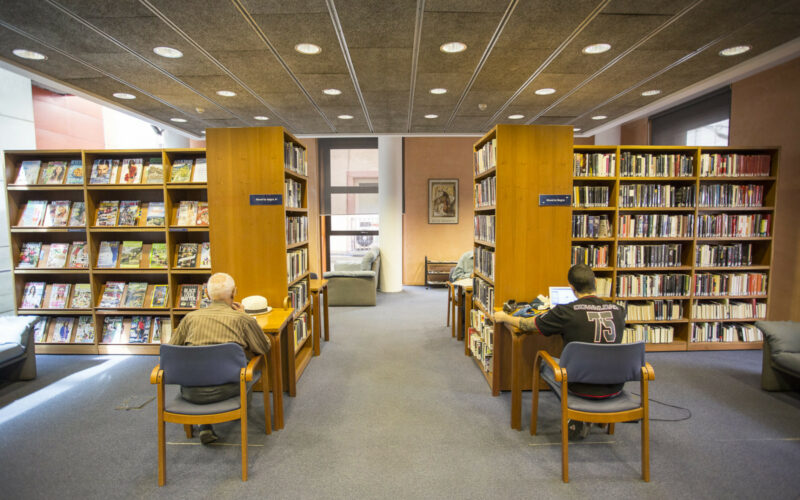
[0,315,38,381]
[324,247,381,306]
[756,321,800,391]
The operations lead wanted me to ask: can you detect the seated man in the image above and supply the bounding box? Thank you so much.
[494,264,625,439]
[169,272,271,444]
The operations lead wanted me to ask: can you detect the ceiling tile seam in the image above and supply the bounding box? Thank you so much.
[482,0,611,129]
[526,0,705,124]
[443,0,519,132]
[230,0,335,133]
[43,0,251,128]
[138,0,292,128]
[326,0,372,132]
[406,0,425,133]
[0,19,215,132]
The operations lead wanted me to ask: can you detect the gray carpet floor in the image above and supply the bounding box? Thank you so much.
[0,286,798,499]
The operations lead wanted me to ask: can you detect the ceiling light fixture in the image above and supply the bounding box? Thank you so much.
[641,89,662,96]
[170,117,187,123]
[254,116,269,121]
[719,45,751,56]
[535,88,556,95]
[478,103,488,111]
[153,46,183,58]
[592,115,607,120]
[573,128,581,132]
[582,43,611,54]
[12,49,47,60]
[216,90,236,97]
[295,43,322,55]
[430,88,447,95]
[112,92,136,100]
[508,114,524,120]
[440,42,467,53]
[338,114,353,120]
[424,114,438,119]
[323,88,342,95]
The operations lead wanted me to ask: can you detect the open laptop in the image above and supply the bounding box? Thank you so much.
[549,286,577,307]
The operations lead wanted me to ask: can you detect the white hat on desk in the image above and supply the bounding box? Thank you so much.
[242,295,271,315]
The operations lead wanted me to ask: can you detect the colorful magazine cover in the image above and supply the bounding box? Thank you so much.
[151,317,171,344]
[176,201,198,226]
[119,241,143,268]
[178,284,199,308]
[117,200,140,226]
[191,158,207,182]
[195,201,209,225]
[17,200,48,227]
[145,202,165,226]
[68,202,86,226]
[15,160,41,185]
[21,282,46,309]
[18,242,42,268]
[143,158,163,184]
[96,241,120,268]
[108,159,121,184]
[47,283,71,308]
[32,317,49,342]
[150,284,168,308]
[199,242,211,268]
[120,158,143,184]
[200,283,212,308]
[169,159,193,183]
[90,159,113,184]
[45,243,69,268]
[69,283,92,309]
[43,200,71,227]
[122,282,147,308]
[74,316,94,343]
[40,161,67,184]
[98,281,125,308]
[67,241,89,269]
[148,243,167,268]
[65,160,84,184]
[102,316,124,343]
[176,243,198,267]
[128,316,151,343]
[51,317,74,342]
[95,201,119,226]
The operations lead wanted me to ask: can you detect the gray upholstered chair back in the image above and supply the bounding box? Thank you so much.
[559,341,645,385]
[160,343,247,386]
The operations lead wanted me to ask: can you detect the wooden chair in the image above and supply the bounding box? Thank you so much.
[531,341,654,483]
[150,343,269,485]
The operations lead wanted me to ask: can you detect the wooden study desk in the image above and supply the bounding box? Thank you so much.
[451,278,472,342]
[254,307,294,430]
[309,278,330,356]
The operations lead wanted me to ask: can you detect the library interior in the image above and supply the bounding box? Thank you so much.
[0,1,799,497]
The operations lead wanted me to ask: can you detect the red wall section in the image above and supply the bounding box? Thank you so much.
[32,86,105,149]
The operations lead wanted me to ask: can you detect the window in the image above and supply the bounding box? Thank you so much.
[651,87,731,146]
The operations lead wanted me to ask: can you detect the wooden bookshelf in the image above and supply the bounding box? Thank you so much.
[4,148,209,354]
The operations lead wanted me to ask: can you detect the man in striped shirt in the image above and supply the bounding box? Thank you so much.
[170,272,271,444]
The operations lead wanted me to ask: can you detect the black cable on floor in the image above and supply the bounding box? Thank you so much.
[630,392,692,422]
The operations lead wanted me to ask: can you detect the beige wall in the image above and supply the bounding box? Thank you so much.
[729,56,800,321]
[300,138,322,276]
[620,117,650,145]
[403,137,476,285]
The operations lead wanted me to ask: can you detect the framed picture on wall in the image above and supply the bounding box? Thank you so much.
[428,179,458,224]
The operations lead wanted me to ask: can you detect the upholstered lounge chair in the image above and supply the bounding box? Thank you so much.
[324,247,381,306]
[757,321,800,391]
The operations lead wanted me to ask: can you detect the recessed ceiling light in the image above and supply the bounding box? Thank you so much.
[641,89,662,97]
[338,114,353,120]
[478,103,488,111]
[153,46,183,58]
[719,45,751,56]
[112,92,136,100]
[201,130,206,134]
[508,114,524,120]
[295,43,321,55]
[424,114,438,119]
[216,90,236,97]
[430,88,447,95]
[170,118,187,123]
[440,42,467,53]
[535,88,556,95]
[573,127,581,132]
[254,116,269,121]
[582,43,611,54]
[12,49,47,60]
[592,115,607,120]
[323,88,342,95]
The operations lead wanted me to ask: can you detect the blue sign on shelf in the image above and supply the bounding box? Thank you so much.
[539,194,572,206]
[250,194,283,205]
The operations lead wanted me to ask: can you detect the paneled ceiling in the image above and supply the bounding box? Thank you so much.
[1,0,799,137]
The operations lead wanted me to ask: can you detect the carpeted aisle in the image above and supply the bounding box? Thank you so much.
[0,286,798,498]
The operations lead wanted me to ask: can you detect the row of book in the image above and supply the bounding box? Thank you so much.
[101,316,173,344]
[469,328,493,373]
[31,316,94,343]
[18,241,88,269]
[98,282,171,309]
[287,248,308,283]
[14,160,84,185]
[573,185,609,208]
[696,213,771,238]
[695,243,753,268]
[293,313,309,351]
[573,152,615,177]
[284,142,308,175]
[95,200,165,227]
[473,277,494,314]
[698,184,765,208]
[618,184,695,208]
[622,324,674,344]
[698,154,771,177]
[285,178,303,209]
[617,243,683,268]
[474,247,494,280]
[572,214,612,238]
[286,216,308,245]
[288,279,308,312]
[618,214,693,238]
[616,273,691,298]
[570,244,609,268]
[16,200,85,227]
[20,282,91,310]
[617,300,684,321]
[88,157,204,184]
[473,138,497,175]
[474,215,495,244]
[577,213,771,239]
[691,299,767,320]
[693,272,767,296]
[595,277,613,298]
[620,153,694,178]
[98,241,210,269]
[474,176,496,207]
[690,323,763,342]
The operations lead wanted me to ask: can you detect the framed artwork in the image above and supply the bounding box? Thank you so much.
[428,179,458,224]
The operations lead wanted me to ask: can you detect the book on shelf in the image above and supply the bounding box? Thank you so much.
[178,284,200,308]
[17,200,48,227]
[192,158,207,182]
[176,201,198,226]
[117,200,140,226]
[67,241,89,268]
[619,152,693,177]
[95,201,119,226]
[18,242,42,268]
[143,158,164,184]
[32,317,49,342]
[149,243,168,268]
[170,159,193,182]
[128,316,151,343]
[40,161,67,185]
[118,241,143,268]
[121,282,147,308]
[195,201,209,225]
[73,316,94,343]
[43,201,71,227]
[68,202,86,227]
[120,158,143,184]
[102,316,124,343]
[97,241,120,268]
[176,243,198,267]
[45,243,69,268]
[47,283,71,308]
[21,282,46,309]
[151,317,171,344]
[200,283,211,308]
[150,284,168,308]
[99,281,125,308]
[699,153,771,177]
[69,283,92,309]
[14,160,41,185]
[199,242,211,268]
[90,159,115,184]
[145,202,165,226]
[51,317,74,343]
[65,160,84,185]
[573,152,616,177]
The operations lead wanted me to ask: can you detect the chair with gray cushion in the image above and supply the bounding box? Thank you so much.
[0,315,38,381]
[323,247,381,306]
[150,343,268,485]
[756,321,800,391]
[531,341,654,483]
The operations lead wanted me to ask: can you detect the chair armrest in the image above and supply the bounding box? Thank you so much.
[244,355,264,382]
[536,350,564,382]
[643,362,655,381]
[323,270,376,279]
[283,296,290,308]
[150,365,162,384]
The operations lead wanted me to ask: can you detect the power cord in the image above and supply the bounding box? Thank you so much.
[630,392,692,422]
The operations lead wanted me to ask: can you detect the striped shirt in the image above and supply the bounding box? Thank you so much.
[170,301,271,356]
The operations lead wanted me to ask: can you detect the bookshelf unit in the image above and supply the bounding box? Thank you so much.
[4,148,209,355]
[572,145,779,352]
[206,127,312,395]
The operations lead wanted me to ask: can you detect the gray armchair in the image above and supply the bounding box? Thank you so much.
[324,247,381,306]
[0,315,38,381]
[756,321,800,391]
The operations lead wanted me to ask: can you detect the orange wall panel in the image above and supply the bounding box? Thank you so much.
[32,86,105,149]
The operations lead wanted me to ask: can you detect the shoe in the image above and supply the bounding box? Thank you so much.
[567,420,591,440]
[199,429,219,445]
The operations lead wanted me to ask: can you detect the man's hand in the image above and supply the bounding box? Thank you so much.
[494,310,511,324]
[232,301,245,312]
